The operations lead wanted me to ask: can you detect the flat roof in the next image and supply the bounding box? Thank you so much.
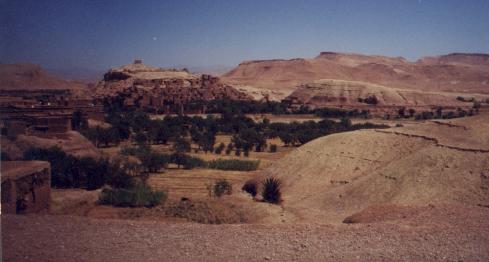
[1,161,50,182]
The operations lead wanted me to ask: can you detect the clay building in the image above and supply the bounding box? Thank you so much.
[1,161,51,214]
[0,106,73,136]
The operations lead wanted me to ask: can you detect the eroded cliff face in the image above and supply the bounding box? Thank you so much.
[284,79,489,113]
[95,61,251,112]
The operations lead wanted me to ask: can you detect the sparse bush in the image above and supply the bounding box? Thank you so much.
[242,180,257,197]
[98,182,166,207]
[262,177,282,204]
[173,137,191,153]
[269,144,278,153]
[456,96,474,102]
[363,95,378,105]
[244,149,250,157]
[235,149,241,156]
[23,146,130,190]
[139,151,169,173]
[205,159,259,171]
[214,142,225,154]
[213,179,232,197]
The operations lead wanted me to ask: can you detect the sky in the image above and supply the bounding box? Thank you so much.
[1,0,489,72]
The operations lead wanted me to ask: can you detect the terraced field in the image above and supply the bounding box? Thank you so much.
[147,169,255,201]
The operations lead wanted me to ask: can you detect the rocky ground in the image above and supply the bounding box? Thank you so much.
[2,204,489,261]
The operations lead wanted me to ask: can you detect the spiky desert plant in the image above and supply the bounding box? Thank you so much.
[262,177,282,204]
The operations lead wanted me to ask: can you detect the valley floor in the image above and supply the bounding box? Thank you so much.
[3,204,489,261]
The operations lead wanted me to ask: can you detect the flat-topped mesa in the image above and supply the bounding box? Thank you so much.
[417,53,489,66]
[237,58,307,66]
[96,61,251,113]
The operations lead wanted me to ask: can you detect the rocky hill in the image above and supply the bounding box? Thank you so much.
[95,60,251,113]
[285,79,489,112]
[223,52,489,101]
[0,63,87,92]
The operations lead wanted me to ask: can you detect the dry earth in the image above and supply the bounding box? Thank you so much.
[245,114,489,223]
[0,63,89,98]
[223,52,489,101]
[3,114,489,261]
[2,131,101,159]
[2,204,489,261]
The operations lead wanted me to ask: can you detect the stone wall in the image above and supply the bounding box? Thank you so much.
[1,161,51,214]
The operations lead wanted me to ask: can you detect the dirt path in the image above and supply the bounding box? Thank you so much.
[3,210,489,262]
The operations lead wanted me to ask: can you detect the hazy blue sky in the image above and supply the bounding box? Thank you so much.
[1,0,489,71]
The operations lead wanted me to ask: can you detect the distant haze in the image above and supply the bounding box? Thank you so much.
[1,0,489,78]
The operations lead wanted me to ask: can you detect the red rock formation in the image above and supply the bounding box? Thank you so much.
[223,52,489,101]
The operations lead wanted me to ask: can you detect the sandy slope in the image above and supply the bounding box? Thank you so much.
[247,114,489,223]
[0,64,88,97]
[2,131,101,159]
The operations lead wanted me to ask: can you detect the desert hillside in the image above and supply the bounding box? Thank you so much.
[0,63,87,91]
[286,79,489,111]
[251,114,489,223]
[223,52,489,100]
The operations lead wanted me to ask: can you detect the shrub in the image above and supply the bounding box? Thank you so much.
[214,142,225,154]
[139,151,169,173]
[213,179,232,197]
[120,144,151,156]
[205,159,260,171]
[243,149,250,157]
[269,144,278,153]
[81,126,121,147]
[235,149,241,156]
[456,96,474,102]
[363,95,378,105]
[262,177,282,204]
[98,183,166,207]
[24,146,134,190]
[242,180,257,197]
[173,137,191,153]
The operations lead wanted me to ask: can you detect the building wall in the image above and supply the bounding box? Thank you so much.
[1,166,51,214]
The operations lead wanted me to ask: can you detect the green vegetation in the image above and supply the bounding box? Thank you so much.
[358,95,378,105]
[80,126,121,148]
[456,96,475,102]
[23,146,134,190]
[206,159,260,171]
[262,177,282,204]
[98,182,166,207]
[242,180,257,198]
[212,179,233,198]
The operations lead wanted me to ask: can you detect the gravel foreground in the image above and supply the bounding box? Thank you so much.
[2,211,489,262]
